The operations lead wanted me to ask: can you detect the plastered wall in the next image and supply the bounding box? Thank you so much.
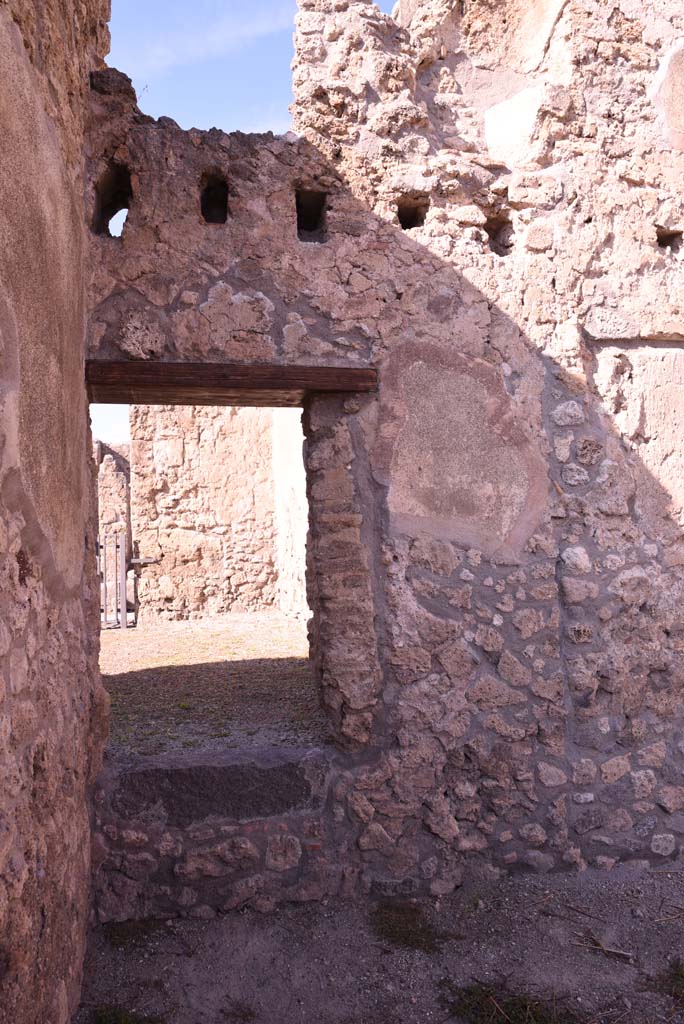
[0,3,110,1021]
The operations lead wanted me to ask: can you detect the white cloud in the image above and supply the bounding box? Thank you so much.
[116,2,297,77]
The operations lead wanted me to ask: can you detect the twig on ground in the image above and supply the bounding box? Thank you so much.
[573,929,634,963]
[487,993,514,1023]
[563,903,606,924]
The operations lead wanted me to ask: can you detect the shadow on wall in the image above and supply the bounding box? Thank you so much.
[86,72,684,883]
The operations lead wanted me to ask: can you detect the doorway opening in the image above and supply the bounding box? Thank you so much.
[86,359,378,919]
[91,401,326,758]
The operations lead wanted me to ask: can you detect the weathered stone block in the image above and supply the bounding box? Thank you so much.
[265,835,303,872]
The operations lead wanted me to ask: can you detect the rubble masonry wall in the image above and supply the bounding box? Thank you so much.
[87,0,684,914]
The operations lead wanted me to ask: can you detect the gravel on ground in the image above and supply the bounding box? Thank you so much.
[74,865,684,1024]
[99,613,329,759]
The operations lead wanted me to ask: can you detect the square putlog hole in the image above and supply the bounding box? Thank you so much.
[657,226,683,253]
[397,195,430,230]
[296,190,328,242]
[201,174,229,224]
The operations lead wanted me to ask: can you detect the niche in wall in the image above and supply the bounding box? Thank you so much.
[397,195,430,230]
[296,189,328,242]
[484,211,514,257]
[92,162,133,237]
[201,173,229,224]
[656,226,683,253]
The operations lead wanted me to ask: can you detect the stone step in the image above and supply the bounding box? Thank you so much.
[93,747,341,922]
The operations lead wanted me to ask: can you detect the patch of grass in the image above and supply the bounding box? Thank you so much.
[439,981,586,1024]
[103,919,166,950]
[370,899,445,954]
[93,1007,164,1024]
[649,957,684,1006]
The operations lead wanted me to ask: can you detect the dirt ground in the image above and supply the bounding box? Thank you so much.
[74,866,684,1024]
[100,614,329,759]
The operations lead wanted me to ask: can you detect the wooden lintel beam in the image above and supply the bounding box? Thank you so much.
[86,360,378,407]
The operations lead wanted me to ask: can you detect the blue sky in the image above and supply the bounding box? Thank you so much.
[92,0,395,442]
[108,0,299,134]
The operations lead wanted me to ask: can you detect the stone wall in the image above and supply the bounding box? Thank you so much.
[3,0,684,1002]
[0,3,110,1022]
[94,406,308,622]
[95,440,131,550]
[290,0,684,878]
[95,441,131,621]
[130,405,278,620]
[124,404,308,621]
[86,0,684,917]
